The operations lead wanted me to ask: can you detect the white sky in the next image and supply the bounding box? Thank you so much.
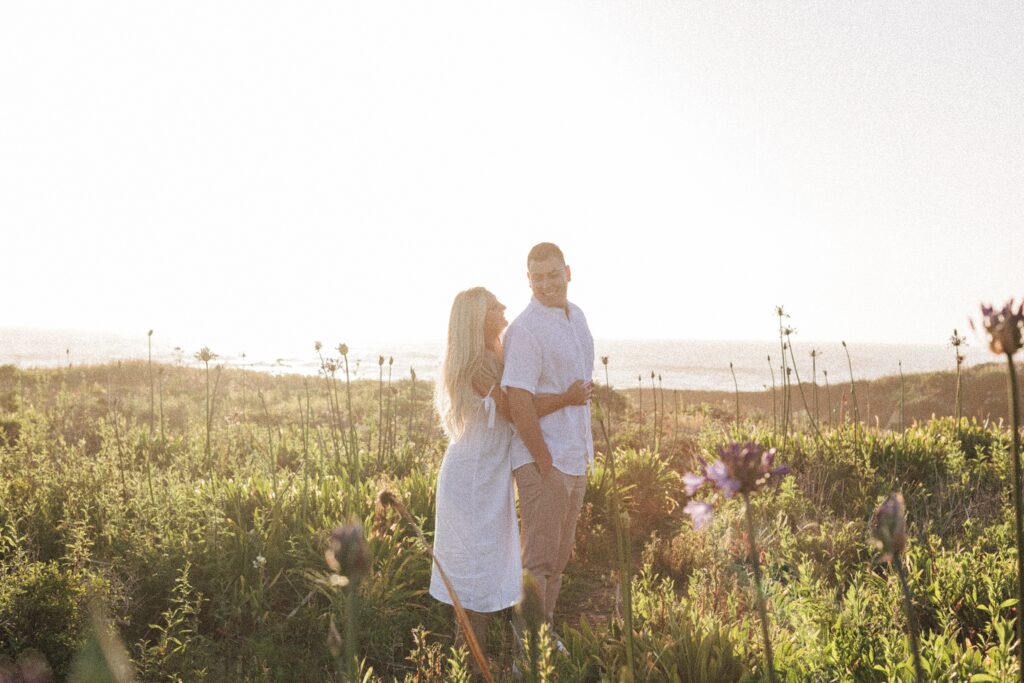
[2,1,1022,351]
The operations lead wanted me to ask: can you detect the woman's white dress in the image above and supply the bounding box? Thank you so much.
[429,387,522,612]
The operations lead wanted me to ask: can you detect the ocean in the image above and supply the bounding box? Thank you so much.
[0,328,991,393]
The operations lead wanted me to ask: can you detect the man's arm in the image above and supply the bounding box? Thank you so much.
[508,387,553,476]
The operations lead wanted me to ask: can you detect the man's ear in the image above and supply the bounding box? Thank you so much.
[565,265,572,282]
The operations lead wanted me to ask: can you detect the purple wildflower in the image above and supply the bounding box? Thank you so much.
[683,442,790,529]
[683,501,714,530]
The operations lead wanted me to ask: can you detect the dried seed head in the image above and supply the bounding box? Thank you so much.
[389,356,394,366]
[148,329,153,337]
[600,356,609,366]
[314,341,323,352]
[377,490,399,508]
[871,492,908,563]
[378,355,385,366]
[338,343,349,356]
[193,347,218,363]
[326,522,371,583]
[410,367,417,381]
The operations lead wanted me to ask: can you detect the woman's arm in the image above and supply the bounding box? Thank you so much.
[476,380,590,422]
[535,380,591,417]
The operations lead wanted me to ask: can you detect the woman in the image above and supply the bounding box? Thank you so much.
[430,287,588,661]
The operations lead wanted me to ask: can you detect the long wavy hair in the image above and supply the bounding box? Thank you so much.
[435,287,492,440]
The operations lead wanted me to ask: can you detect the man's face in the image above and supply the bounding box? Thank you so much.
[528,256,571,309]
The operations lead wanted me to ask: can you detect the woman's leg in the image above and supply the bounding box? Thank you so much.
[455,608,490,669]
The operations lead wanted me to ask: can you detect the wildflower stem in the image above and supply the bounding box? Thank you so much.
[343,584,358,683]
[1005,352,1024,680]
[637,375,643,449]
[591,394,636,679]
[824,370,832,429]
[742,493,777,683]
[342,353,359,482]
[147,330,154,438]
[786,343,826,445]
[730,362,740,432]
[811,351,819,424]
[842,342,861,456]
[893,556,924,683]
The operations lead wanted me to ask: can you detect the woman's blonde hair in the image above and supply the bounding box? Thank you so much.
[436,287,494,440]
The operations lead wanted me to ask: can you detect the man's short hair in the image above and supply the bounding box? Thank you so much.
[527,242,565,267]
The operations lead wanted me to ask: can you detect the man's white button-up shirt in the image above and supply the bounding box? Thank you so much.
[501,297,595,476]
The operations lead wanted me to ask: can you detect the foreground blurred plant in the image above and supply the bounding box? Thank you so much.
[518,572,544,683]
[684,442,790,683]
[972,299,1024,680]
[326,522,371,682]
[871,493,923,682]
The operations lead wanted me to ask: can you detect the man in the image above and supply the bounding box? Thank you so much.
[502,242,594,626]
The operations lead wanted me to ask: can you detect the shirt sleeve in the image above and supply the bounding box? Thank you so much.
[501,323,542,394]
[573,304,595,378]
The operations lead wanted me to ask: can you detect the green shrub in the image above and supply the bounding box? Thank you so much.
[0,560,86,679]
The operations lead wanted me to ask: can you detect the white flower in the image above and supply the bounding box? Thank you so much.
[253,555,266,569]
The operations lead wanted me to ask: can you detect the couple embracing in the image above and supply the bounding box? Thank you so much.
[430,242,595,661]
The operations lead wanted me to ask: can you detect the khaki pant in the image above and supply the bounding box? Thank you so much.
[514,463,587,623]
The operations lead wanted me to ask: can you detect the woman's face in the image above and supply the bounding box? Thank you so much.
[484,294,508,344]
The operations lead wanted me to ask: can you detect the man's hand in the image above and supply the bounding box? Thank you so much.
[508,387,554,477]
[562,380,592,406]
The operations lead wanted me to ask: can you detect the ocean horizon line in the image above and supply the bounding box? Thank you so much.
[0,326,993,393]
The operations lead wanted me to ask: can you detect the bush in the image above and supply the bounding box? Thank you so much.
[0,560,86,679]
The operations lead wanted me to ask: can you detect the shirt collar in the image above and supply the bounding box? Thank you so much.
[529,296,572,319]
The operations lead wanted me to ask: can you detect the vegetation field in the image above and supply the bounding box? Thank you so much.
[1,352,1022,681]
